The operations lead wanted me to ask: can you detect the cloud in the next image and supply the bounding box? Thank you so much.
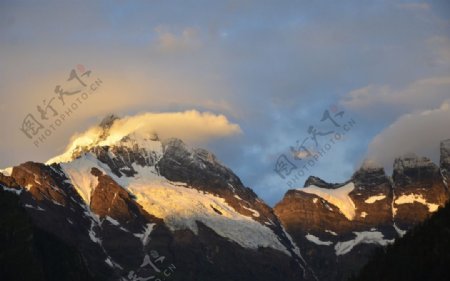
[342,76,450,115]
[109,110,241,142]
[55,110,241,160]
[154,25,202,52]
[367,100,450,171]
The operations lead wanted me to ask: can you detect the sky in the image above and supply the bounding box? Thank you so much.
[1,0,449,205]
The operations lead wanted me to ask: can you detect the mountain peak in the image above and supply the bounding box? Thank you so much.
[351,159,387,186]
[393,153,439,185]
[304,176,343,189]
[359,159,383,171]
[47,114,161,164]
[393,153,437,171]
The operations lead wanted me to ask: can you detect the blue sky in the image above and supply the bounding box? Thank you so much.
[1,0,449,205]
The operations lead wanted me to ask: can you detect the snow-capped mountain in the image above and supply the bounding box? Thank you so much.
[0,115,315,281]
[274,141,450,281]
[1,114,449,281]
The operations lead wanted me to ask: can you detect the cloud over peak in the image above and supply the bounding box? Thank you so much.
[49,110,241,163]
[367,100,450,171]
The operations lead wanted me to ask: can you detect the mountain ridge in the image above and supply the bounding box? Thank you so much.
[274,141,449,281]
[1,114,449,281]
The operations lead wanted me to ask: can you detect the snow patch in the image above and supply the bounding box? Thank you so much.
[280,226,312,279]
[299,182,356,220]
[51,200,64,206]
[1,185,22,195]
[105,257,123,269]
[441,168,448,189]
[305,234,333,246]
[242,205,260,217]
[105,257,114,268]
[393,223,407,237]
[104,216,132,233]
[364,194,386,204]
[133,223,156,246]
[325,230,338,236]
[84,210,102,245]
[335,231,394,256]
[59,153,102,205]
[105,216,120,226]
[360,211,368,218]
[395,193,439,212]
[89,226,101,244]
[24,204,45,211]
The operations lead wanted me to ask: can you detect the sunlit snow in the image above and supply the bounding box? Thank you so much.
[364,194,386,204]
[395,193,439,212]
[298,183,356,220]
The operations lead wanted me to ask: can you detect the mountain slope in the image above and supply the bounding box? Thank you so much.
[0,183,99,281]
[0,115,315,281]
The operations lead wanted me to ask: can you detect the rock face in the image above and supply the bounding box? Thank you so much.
[0,116,315,281]
[275,141,450,281]
[440,139,450,189]
[275,164,396,281]
[392,154,448,230]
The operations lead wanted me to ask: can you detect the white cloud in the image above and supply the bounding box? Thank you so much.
[53,110,242,162]
[107,110,241,142]
[367,100,450,170]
